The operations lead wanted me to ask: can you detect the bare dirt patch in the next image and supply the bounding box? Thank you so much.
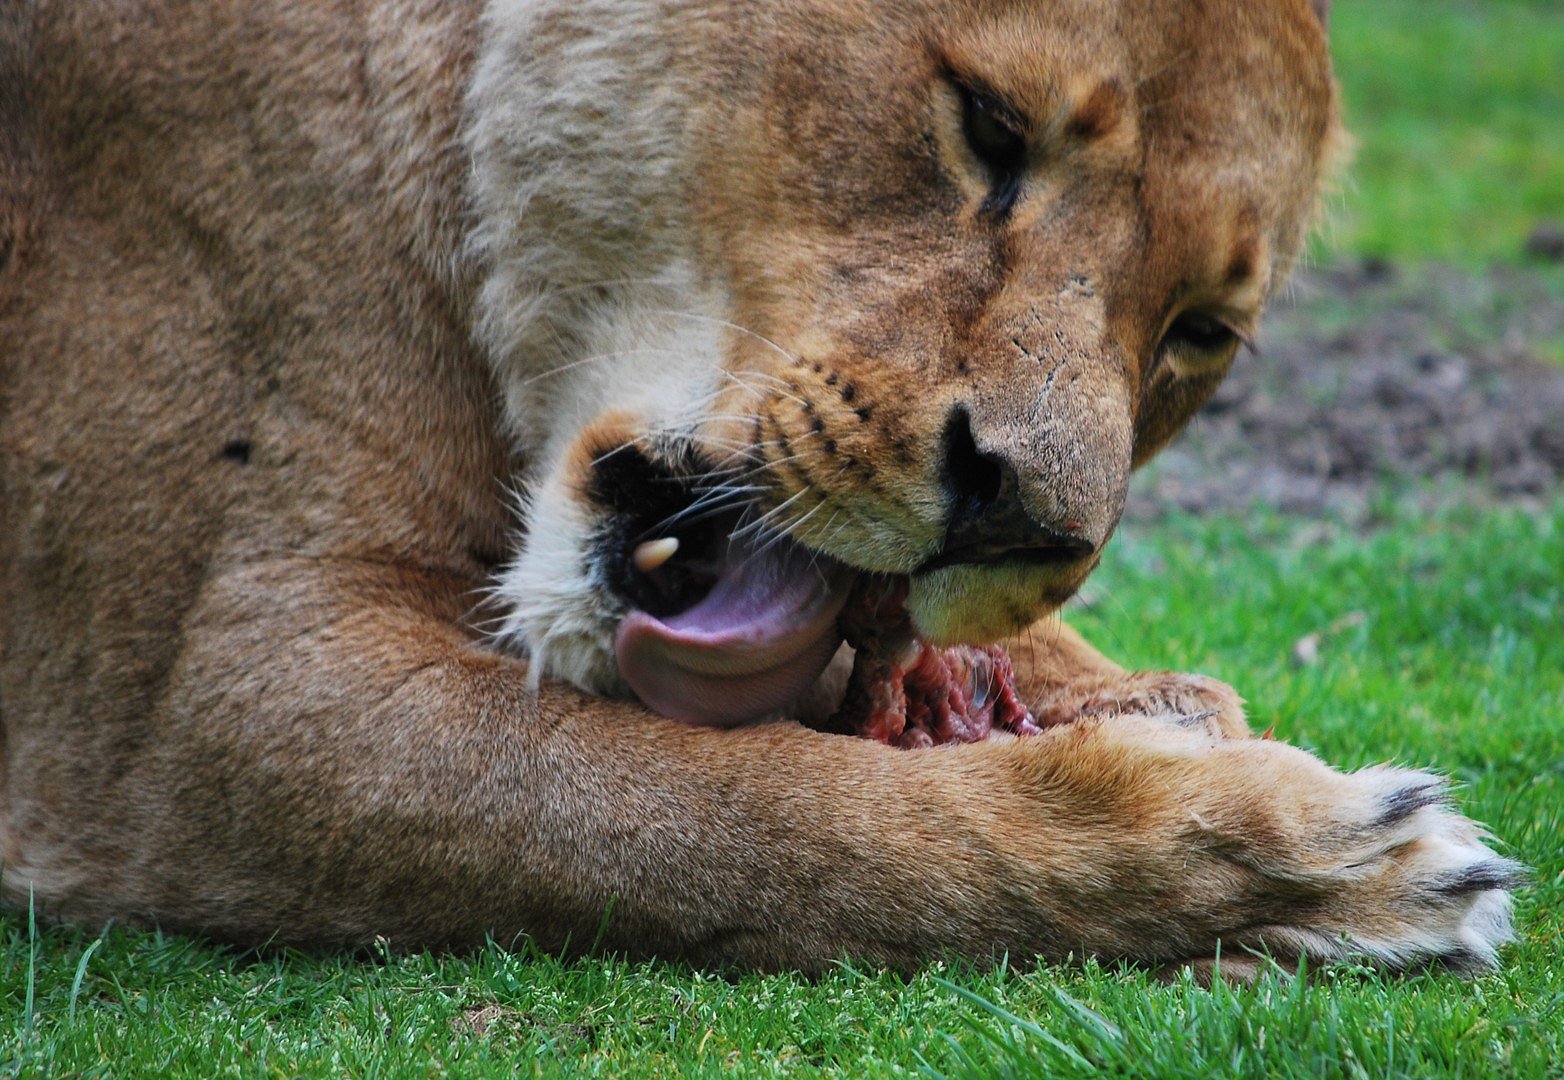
[451,1003,521,1037]
[1129,261,1564,520]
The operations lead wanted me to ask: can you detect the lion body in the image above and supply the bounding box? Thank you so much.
[0,0,1517,971]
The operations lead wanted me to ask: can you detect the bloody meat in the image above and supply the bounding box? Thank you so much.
[829,578,1043,749]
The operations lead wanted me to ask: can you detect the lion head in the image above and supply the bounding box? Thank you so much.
[466,0,1338,725]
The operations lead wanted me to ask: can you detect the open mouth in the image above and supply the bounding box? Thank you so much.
[599,450,1056,748]
[614,523,855,729]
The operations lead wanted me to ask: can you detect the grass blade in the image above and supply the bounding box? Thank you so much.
[68,938,104,1023]
[24,885,38,1040]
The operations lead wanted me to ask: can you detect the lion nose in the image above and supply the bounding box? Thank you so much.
[928,407,1098,572]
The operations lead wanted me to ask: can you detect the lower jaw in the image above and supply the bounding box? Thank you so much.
[903,562,1083,647]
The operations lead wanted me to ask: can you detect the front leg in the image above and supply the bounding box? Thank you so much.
[7,560,1515,975]
[1006,619,1251,739]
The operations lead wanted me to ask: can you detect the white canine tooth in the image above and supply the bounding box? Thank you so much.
[632,537,680,573]
[895,637,924,668]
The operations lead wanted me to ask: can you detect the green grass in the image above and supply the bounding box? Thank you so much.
[6,501,1561,1077]
[1324,0,1564,266]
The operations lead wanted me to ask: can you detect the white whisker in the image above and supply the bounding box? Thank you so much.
[720,368,807,408]
[652,310,806,375]
[521,347,693,387]
[731,487,813,541]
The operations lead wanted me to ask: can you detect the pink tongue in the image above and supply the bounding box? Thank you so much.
[615,533,852,727]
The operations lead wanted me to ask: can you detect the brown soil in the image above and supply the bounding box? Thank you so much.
[1128,261,1564,520]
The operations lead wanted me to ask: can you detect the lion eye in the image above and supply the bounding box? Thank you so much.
[1159,313,1243,376]
[1164,313,1239,355]
[958,85,1027,215]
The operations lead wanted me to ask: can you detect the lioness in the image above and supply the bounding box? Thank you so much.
[0,0,1520,974]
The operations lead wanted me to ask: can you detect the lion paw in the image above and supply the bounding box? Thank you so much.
[1215,762,1524,975]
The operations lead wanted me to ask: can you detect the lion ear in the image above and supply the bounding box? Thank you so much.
[1308,0,1331,27]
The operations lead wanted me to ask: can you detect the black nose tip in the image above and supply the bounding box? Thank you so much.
[931,407,1096,571]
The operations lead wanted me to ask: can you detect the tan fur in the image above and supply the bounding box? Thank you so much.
[0,0,1515,973]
